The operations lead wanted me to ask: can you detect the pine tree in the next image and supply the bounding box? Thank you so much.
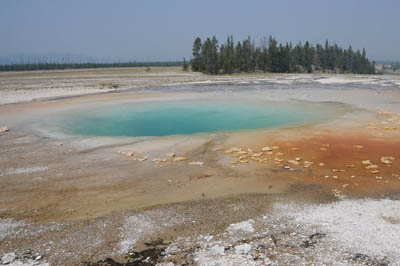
[191,37,202,72]
[268,36,279,72]
[182,58,188,71]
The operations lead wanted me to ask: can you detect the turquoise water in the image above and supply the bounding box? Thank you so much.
[61,99,341,137]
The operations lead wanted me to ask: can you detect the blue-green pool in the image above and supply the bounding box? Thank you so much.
[60,99,344,137]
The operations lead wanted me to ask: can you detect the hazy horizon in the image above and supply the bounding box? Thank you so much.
[1,0,399,63]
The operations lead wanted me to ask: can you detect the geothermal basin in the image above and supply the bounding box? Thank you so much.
[2,74,400,265]
[57,97,345,137]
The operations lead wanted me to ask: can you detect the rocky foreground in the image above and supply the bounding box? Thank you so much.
[3,198,398,265]
[1,250,49,266]
[91,199,400,265]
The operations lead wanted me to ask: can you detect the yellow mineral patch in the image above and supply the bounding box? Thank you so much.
[353,145,364,149]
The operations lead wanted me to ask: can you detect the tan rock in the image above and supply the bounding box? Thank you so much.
[166,152,176,158]
[319,162,325,167]
[252,152,262,157]
[119,151,134,156]
[0,126,9,132]
[261,147,272,152]
[353,145,364,149]
[137,156,148,162]
[173,156,187,162]
[272,146,279,150]
[276,152,284,156]
[377,110,392,115]
[288,160,300,166]
[366,164,379,169]
[381,156,394,165]
[371,170,380,174]
[376,176,383,180]
[320,147,327,151]
[346,164,356,168]
[362,160,372,165]
[224,147,242,154]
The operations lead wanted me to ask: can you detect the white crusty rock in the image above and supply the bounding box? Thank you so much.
[188,161,204,166]
[381,156,394,165]
[1,252,17,264]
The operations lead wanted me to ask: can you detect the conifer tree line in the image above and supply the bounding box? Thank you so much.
[0,61,182,72]
[190,36,376,74]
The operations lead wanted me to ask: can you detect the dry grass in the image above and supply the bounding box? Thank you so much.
[0,66,183,78]
[97,81,120,89]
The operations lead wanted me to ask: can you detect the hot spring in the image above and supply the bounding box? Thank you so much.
[58,98,345,137]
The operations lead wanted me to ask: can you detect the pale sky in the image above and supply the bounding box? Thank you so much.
[1,0,399,62]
